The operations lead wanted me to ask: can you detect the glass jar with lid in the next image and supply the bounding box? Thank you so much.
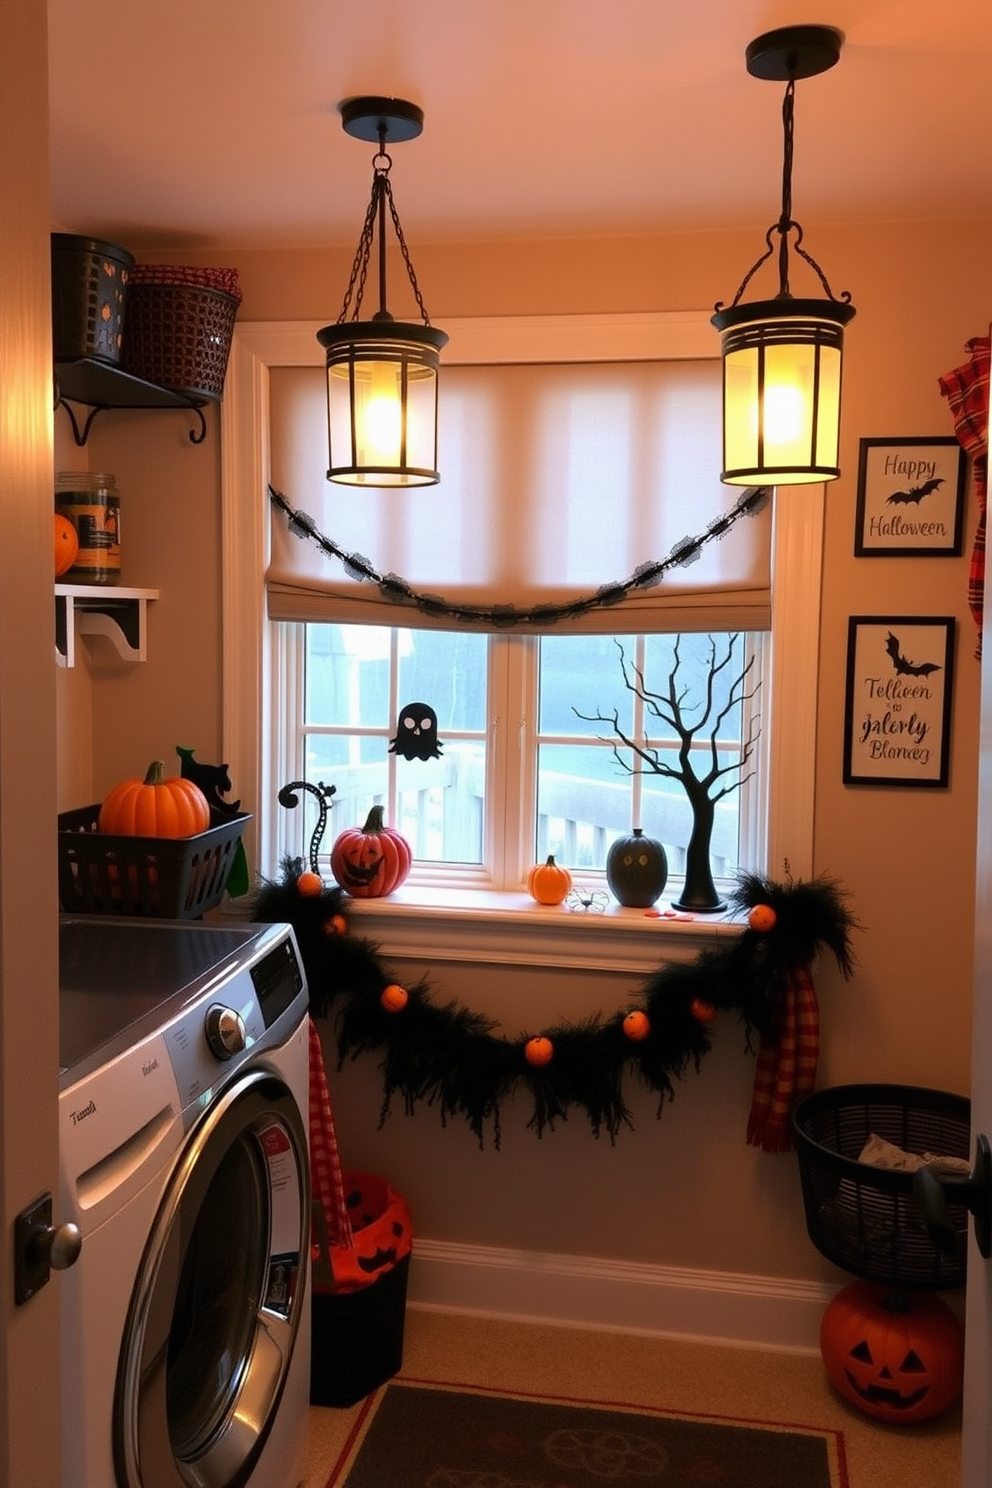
[55,472,121,585]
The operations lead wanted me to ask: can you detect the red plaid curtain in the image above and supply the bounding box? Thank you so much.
[939,336,990,658]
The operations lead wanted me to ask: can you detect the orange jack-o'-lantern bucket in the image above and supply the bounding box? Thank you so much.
[308,1020,413,1407]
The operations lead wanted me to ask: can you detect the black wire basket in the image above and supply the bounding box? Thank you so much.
[792,1083,971,1290]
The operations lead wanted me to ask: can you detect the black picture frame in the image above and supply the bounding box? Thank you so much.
[843,616,956,788]
[854,437,966,557]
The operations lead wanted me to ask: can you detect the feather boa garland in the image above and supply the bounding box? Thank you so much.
[254,864,858,1149]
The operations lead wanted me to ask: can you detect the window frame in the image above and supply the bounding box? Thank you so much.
[221,313,822,973]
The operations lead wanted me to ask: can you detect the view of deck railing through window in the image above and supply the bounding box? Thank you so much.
[287,623,761,890]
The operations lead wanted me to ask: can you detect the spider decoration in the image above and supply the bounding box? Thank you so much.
[566,888,609,914]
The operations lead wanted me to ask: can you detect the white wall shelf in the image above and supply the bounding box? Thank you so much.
[55,584,159,668]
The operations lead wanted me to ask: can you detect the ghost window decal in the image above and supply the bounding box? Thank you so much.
[389,702,443,761]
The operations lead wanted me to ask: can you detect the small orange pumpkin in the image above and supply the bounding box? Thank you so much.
[526,854,572,906]
[98,760,211,839]
[55,512,79,577]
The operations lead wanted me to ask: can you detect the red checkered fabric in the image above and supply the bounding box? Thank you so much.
[308,1017,354,1249]
[746,965,820,1154]
[939,335,990,659]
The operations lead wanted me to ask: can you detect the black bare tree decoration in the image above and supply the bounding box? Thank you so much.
[576,635,761,912]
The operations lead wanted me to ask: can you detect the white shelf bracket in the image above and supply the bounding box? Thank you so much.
[55,586,159,668]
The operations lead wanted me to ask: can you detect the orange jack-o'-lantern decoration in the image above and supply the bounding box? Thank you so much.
[525,1036,554,1067]
[314,1171,413,1294]
[622,1010,650,1041]
[819,1280,964,1425]
[330,805,412,898]
[748,903,777,933]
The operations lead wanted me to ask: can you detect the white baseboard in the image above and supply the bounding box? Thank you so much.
[406,1238,837,1355]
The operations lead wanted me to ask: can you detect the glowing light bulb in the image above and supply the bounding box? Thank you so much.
[359,362,402,467]
[763,381,806,449]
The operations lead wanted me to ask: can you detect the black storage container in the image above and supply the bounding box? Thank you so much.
[311,1253,411,1409]
[309,1170,412,1408]
[793,1083,971,1289]
[51,233,133,364]
[57,806,250,919]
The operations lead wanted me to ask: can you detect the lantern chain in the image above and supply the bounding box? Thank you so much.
[335,144,433,327]
[716,71,851,312]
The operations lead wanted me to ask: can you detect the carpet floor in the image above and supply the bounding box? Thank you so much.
[303,1306,961,1488]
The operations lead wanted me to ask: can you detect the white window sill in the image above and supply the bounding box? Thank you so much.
[342,885,744,975]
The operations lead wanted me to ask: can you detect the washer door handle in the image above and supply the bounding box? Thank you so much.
[913,1133,992,1259]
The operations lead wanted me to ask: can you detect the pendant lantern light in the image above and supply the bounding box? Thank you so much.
[317,97,448,487]
[712,26,855,487]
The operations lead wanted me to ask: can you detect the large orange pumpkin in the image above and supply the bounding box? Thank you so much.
[98,760,211,838]
[329,805,412,897]
[819,1280,964,1425]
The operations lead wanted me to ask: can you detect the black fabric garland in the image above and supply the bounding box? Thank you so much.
[254,864,857,1149]
[268,483,771,628]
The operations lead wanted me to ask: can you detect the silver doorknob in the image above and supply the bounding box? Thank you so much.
[14,1193,82,1305]
[35,1221,82,1272]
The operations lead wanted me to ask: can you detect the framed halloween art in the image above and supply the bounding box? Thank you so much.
[842,616,956,788]
[854,437,966,557]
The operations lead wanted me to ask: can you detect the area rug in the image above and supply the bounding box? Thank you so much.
[324,1378,849,1488]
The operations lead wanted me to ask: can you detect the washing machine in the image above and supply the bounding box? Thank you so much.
[58,915,312,1488]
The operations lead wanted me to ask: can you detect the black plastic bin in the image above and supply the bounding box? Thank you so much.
[310,1171,412,1408]
[792,1083,971,1289]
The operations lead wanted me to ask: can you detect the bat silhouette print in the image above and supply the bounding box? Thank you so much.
[886,477,944,506]
[885,631,941,678]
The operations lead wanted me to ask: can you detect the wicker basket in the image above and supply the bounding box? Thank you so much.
[121,265,242,401]
[57,805,250,919]
[793,1083,971,1290]
[51,233,134,365]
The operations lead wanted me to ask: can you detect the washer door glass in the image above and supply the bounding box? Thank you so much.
[115,1070,309,1488]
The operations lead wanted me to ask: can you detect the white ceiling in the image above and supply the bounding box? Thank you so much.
[47,0,991,253]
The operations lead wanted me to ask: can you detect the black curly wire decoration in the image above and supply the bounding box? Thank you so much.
[268,483,771,628]
[276,780,337,872]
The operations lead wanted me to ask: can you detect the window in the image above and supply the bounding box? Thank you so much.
[221,314,821,962]
[287,623,762,896]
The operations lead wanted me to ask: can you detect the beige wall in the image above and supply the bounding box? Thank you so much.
[60,215,989,1285]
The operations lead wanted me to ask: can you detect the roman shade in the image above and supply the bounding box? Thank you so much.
[266,359,771,634]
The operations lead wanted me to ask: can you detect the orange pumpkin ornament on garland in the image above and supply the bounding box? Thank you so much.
[330,805,412,898]
[98,760,210,838]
